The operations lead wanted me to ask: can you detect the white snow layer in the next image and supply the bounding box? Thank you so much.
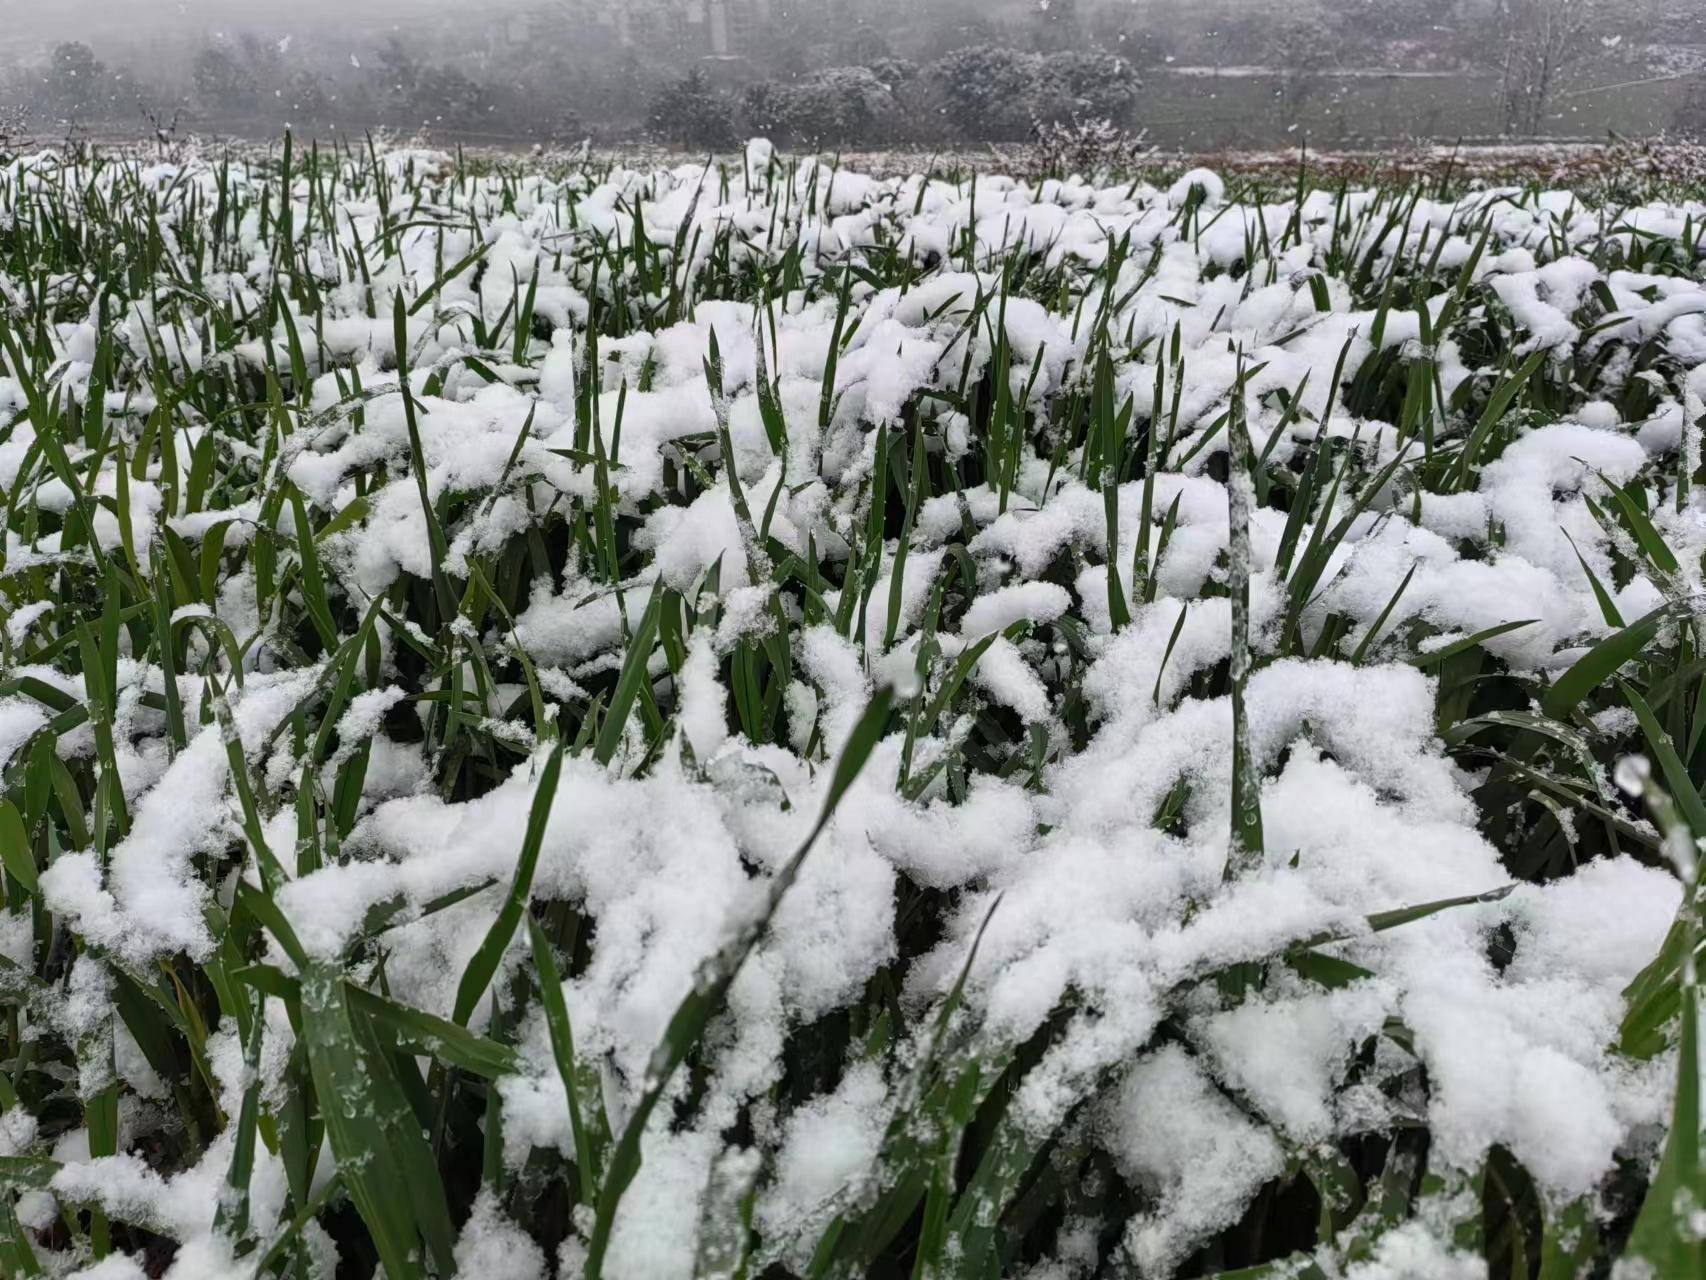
[7,141,1698,1279]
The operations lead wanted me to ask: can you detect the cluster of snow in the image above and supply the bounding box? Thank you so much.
[2,139,1699,1277]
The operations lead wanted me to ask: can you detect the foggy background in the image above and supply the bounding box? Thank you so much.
[1,0,1703,152]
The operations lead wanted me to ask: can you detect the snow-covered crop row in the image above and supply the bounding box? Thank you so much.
[0,137,1702,1278]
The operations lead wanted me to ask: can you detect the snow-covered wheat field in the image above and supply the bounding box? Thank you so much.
[0,137,1703,1278]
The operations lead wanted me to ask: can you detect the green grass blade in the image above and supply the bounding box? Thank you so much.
[453,742,564,1025]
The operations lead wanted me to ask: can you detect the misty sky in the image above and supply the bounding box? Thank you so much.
[0,0,438,29]
[0,0,472,51]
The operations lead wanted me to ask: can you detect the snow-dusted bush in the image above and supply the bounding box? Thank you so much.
[647,67,738,151]
[740,66,907,148]
[1028,115,1158,180]
[930,44,1140,141]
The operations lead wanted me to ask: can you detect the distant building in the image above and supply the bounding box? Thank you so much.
[551,1,774,58]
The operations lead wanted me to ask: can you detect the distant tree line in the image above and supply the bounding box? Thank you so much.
[4,0,1703,146]
[651,47,1143,151]
[14,36,517,139]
